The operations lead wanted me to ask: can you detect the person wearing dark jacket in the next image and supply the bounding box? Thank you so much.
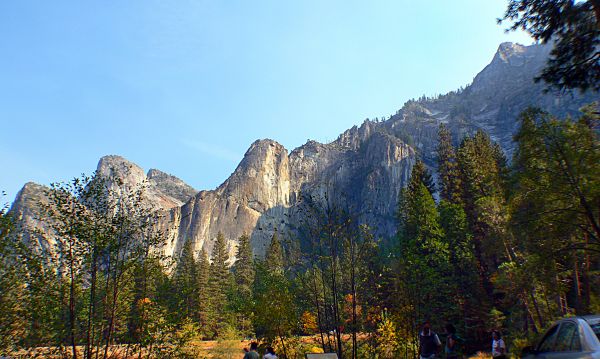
[419,321,442,359]
[244,342,259,359]
[444,323,461,359]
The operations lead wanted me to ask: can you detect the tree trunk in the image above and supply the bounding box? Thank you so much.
[69,240,78,359]
[312,274,327,352]
[591,0,600,27]
[85,250,98,359]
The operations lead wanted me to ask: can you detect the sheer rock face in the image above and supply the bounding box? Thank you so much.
[158,130,415,260]
[161,139,293,260]
[9,182,55,255]
[96,155,197,209]
[9,157,198,258]
[10,42,599,261]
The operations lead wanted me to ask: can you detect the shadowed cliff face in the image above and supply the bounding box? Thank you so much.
[10,42,599,261]
[162,132,414,260]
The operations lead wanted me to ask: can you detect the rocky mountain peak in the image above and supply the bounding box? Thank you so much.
[221,138,290,210]
[469,42,548,95]
[97,155,144,178]
[12,182,48,211]
[243,139,287,160]
[96,155,195,209]
[10,182,54,253]
[493,42,528,64]
[147,169,197,204]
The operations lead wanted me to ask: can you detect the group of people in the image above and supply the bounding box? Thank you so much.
[243,322,506,359]
[419,321,506,359]
[243,342,278,359]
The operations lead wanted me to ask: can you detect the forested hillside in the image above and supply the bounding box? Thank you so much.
[1,104,598,358]
[1,1,600,358]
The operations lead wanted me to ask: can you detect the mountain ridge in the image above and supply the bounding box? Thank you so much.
[10,41,599,260]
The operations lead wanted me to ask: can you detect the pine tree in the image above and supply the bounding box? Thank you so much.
[231,233,255,337]
[233,233,255,295]
[437,124,462,204]
[208,232,232,337]
[196,248,211,334]
[457,130,509,300]
[397,171,452,345]
[409,160,435,195]
[438,200,487,337]
[172,240,199,323]
[510,106,600,315]
[266,230,284,273]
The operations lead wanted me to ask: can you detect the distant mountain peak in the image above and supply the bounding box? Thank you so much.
[494,42,528,63]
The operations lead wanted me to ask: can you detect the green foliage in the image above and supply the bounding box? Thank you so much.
[172,240,199,323]
[253,260,297,356]
[266,230,284,273]
[196,248,211,335]
[508,105,600,317]
[208,231,234,338]
[3,103,599,358]
[397,172,452,350]
[437,124,462,204]
[408,160,435,196]
[0,203,27,354]
[233,233,255,294]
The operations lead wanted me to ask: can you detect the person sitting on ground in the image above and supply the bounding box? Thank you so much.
[263,346,278,359]
[419,321,442,359]
[244,342,260,359]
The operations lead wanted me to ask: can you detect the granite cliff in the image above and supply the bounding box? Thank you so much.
[10,42,599,260]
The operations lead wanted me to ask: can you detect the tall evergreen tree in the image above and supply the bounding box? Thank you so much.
[397,171,452,355]
[457,130,509,300]
[233,233,255,295]
[208,232,232,337]
[172,240,199,323]
[437,124,462,204]
[231,233,255,337]
[409,160,435,195]
[266,230,284,273]
[438,200,487,342]
[510,106,600,315]
[196,248,211,334]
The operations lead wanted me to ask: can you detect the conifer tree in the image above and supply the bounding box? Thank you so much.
[437,124,462,204]
[457,130,509,300]
[196,248,211,333]
[208,232,232,337]
[409,160,435,195]
[233,233,255,295]
[438,200,486,336]
[397,171,451,351]
[266,230,284,273]
[172,240,199,323]
[231,233,255,337]
[510,106,600,315]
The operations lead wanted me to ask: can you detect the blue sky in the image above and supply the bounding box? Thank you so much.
[0,1,531,204]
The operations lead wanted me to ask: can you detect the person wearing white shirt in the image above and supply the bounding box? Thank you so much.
[263,346,278,359]
[492,330,507,359]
